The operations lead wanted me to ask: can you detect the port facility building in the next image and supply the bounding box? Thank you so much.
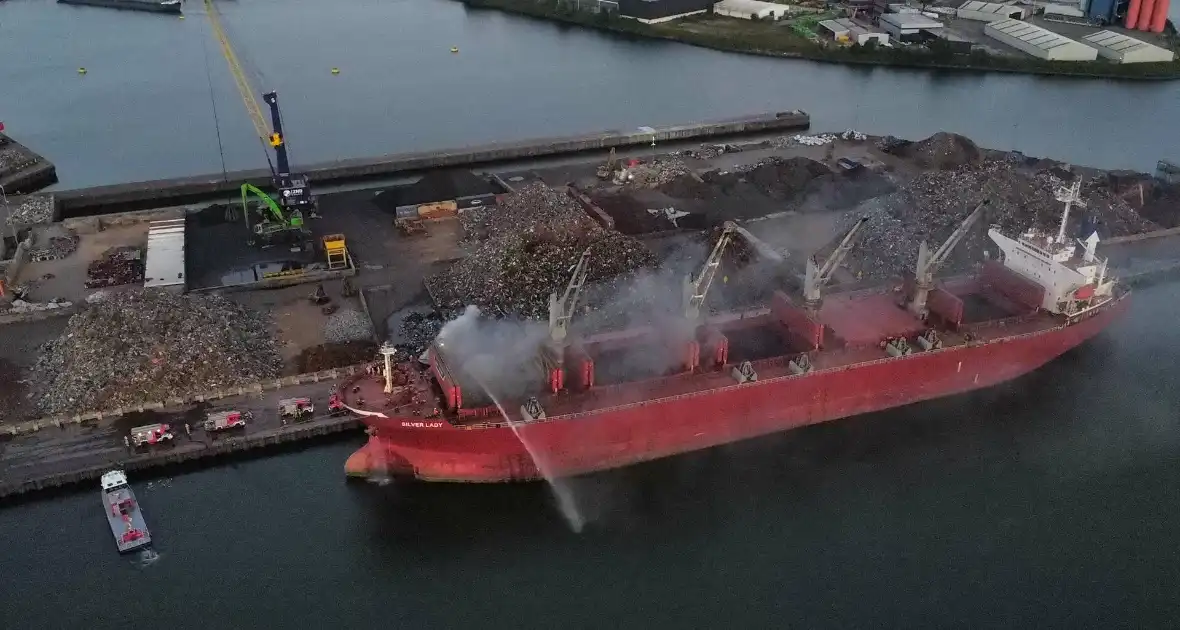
[818,18,890,45]
[955,1,1027,21]
[878,12,944,41]
[713,0,789,19]
[983,18,1097,60]
[1081,30,1175,63]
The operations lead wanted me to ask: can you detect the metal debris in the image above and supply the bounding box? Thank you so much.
[5,194,54,226]
[28,229,78,262]
[86,246,145,288]
[31,290,281,415]
[396,311,445,356]
[838,158,1158,281]
[323,308,374,343]
[431,182,658,319]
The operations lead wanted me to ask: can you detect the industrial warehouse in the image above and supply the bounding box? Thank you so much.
[601,0,1177,68]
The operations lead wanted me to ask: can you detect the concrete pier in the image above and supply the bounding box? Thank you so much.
[52,111,811,218]
[0,133,58,195]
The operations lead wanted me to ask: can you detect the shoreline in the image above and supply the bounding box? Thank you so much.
[457,0,1180,81]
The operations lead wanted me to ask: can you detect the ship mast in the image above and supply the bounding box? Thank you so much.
[907,200,989,320]
[803,217,868,317]
[1054,178,1086,245]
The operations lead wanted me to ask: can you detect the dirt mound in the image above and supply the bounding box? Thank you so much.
[743,157,832,200]
[294,341,378,374]
[659,173,717,200]
[590,194,680,234]
[902,132,982,170]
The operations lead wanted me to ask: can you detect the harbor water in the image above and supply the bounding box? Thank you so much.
[1,0,1179,626]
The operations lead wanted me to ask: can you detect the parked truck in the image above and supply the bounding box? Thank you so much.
[203,410,251,432]
[129,423,174,448]
[278,397,314,423]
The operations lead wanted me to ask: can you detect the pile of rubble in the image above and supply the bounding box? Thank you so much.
[86,246,144,288]
[294,341,377,373]
[395,311,445,356]
[5,194,54,226]
[898,132,983,170]
[431,182,658,318]
[323,308,374,344]
[28,228,78,262]
[619,156,692,188]
[31,290,281,415]
[837,159,1159,281]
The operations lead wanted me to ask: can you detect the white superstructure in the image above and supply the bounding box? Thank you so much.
[100,470,129,491]
[987,179,1116,315]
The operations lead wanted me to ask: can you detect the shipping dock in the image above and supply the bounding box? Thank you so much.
[57,0,182,14]
[0,132,57,195]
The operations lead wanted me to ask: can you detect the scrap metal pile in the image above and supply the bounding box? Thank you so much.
[839,158,1159,281]
[428,182,658,319]
[395,311,445,356]
[323,308,374,344]
[86,246,145,288]
[5,194,54,226]
[619,156,692,188]
[28,228,78,262]
[31,291,281,415]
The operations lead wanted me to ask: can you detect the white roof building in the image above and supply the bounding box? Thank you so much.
[1082,30,1175,64]
[713,0,789,19]
[984,18,1097,61]
[878,12,943,38]
[818,18,889,45]
[955,1,1027,22]
[144,218,186,292]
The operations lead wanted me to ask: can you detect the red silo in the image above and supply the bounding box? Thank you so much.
[1136,0,1156,30]
[1149,0,1170,32]
[1126,0,1142,27]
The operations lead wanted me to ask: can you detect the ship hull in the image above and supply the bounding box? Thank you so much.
[346,295,1128,482]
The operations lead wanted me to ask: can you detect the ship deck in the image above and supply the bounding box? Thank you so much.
[104,488,151,553]
[339,272,1112,427]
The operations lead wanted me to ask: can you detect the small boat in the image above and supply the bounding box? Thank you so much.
[100,470,152,553]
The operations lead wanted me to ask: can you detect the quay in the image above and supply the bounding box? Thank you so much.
[51,111,810,217]
[0,376,361,501]
[0,132,57,195]
[57,0,182,14]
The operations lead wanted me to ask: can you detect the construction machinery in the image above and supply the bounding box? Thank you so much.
[906,200,989,320]
[802,217,869,317]
[205,0,319,247]
[596,148,619,180]
[684,222,737,322]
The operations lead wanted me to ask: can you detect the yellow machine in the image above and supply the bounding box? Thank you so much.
[322,234,348,270]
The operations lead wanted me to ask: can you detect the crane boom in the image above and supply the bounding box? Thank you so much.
[907,200,989,318]
[549,246,593,345]
[803,217,869,313]
[684,222,737,320]
[204,0,270,145]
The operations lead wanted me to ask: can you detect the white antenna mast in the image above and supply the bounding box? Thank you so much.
[1054,178,1086,244]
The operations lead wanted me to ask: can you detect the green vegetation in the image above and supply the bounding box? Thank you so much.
[455,0,1180,80]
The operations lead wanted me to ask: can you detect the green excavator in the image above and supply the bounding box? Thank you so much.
[242,182,310,248]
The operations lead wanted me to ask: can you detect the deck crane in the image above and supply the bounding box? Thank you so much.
[802,217,869,317]
[204,0,317,244]
[906,199,989,320]
[684,222,737,321]
[548,246,594,347]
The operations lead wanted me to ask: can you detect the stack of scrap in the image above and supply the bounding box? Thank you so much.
[85,246,145,288]
[840,159,1158,281]
[430,182,657,319]
[6,194,54,226]
[31,290,281,414]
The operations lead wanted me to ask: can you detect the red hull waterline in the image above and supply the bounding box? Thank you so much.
[342,286,1129,483]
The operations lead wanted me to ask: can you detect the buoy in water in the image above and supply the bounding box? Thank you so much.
[77,67,87,75]
[178,15,185,19]
[451,46,459,53]
[331,67,340,75]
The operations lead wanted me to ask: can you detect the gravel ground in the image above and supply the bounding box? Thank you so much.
[323,308,374,343]
[30,290,282,415]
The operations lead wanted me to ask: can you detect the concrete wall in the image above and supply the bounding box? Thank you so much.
[52,112,811,217]
[3,236,31,285]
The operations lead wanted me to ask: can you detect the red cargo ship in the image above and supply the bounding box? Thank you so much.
[341,195,1128,482]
